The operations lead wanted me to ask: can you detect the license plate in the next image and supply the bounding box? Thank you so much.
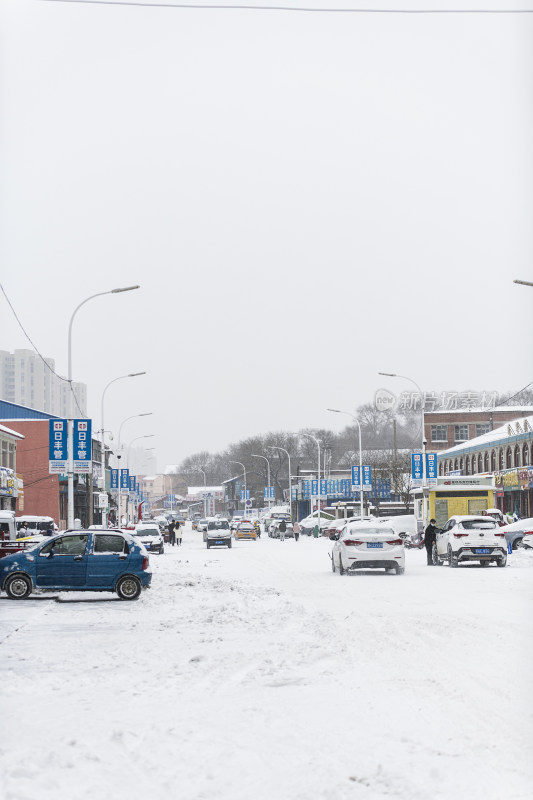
[475,548,490,554]
[215,540,224,545]
[367,542,383,549]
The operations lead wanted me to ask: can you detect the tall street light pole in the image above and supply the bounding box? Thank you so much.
[67,284,140,528]
[297,433,321,528]
[327,409,364,520]
[195,468,207,517]
[117,412,152,528]
[229,460,246,514]
[251,454,272,510]
[378,371,427,526]
[100,371,146,528]
[267,447,291,517]
[514,279,533,287]
[124,434,154,524]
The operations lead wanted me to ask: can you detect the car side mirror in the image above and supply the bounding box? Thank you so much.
[47,549,55,558]
[329,533,336,540]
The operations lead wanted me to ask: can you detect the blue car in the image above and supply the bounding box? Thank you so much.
[0,528,152,601]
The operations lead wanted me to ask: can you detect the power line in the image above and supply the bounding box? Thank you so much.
[0,283,86,419]
[38,0,533,13]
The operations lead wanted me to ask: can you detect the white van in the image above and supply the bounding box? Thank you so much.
[0,510,17,541]
[16,515,57,539]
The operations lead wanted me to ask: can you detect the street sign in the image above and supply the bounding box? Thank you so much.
[49,419,67,474]
[120,468,130,491]
[362,465,372,492]
[73,419,92,474]
[411,453,423,486]
[351,465,360,489]
[129,475,136,493]
[311,480,318,497]
[320,479,328,496]
[264,486,275,500]
[110,469,119,491]
[240,489,250,500]
[426,453,438,485]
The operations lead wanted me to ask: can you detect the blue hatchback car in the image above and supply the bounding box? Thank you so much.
[0,528,152,601]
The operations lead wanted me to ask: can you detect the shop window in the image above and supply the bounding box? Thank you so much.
[465,457,470,475]
[514,445,521,468]
[491,451,496,472]
[454,425,468,442]
[506,447,512,469]
[484,452,489,472]
[431,425,448,443]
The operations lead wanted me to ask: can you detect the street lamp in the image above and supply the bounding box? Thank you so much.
[116,414,152,526]
[378,371,427,525]
[327,409,364,520]
[67,284,140,528]
[514,279,533,287]
[229,460,246,513]
[125,434,154,523]
[267,447,291,517]
[100,371,146,527]
[194,468,207,517]
[296,433,321,528]
[251,454,272,509]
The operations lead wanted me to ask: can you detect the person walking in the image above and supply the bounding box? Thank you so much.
[293,520,300,542]
[278,519,287,541]
[168,520,176,547]
[424,518,438,566]
[175,519,182,546]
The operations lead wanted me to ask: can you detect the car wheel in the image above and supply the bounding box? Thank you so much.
[395,565,405,575]
[432,544,443,566]
[227,540,232,548]
[160,546,164,554]
[339,556,345,575]
[480,560,490,567]
[116,576,141,601]
[447,546,458,568]
[497,556,507,568]
[206,543,210,549]
[5,573,32,599]
[512,538,522,550]
[331,554,336,572]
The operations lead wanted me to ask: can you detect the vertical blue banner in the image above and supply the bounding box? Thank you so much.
[351,465,360,488]
[110,469,119,490]
[129,475,136,492]
[426,453,437,484]
[362,465,372,492]
[73,419,92,472]
[411,453,423,486]
[311,480,318,496]
[120,468,130,491]
[49,419,68,473]
[320,479,328,496]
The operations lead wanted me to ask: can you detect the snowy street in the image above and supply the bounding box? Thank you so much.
[1,525,532,800]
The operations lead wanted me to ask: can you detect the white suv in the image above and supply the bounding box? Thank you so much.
[433,515,507,568]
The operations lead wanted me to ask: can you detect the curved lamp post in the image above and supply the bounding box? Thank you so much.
[327,409,364,520]
[296,433,321,527]
[229,460,246,513]
[267,446,291,517]
[251,454,272,509]
[67,284,140,528]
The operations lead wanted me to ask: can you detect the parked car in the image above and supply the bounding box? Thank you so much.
[324,518,350,539]
[498,517,533,551]
[269,521,294,539]
[234,521,257,540]
[197,519,209,533]
[206,519,232,549]
[331,523,405,575]
[132,523,165,554]
[522,530,533,549]
[433,515,507,568]
[0,528,152,600]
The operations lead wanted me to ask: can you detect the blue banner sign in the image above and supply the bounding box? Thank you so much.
[362,465,372,492]
[264,486,275,500]
[411,453,423,486]
[351,465,360,488]
[73,419,92,474]
[110,469,119,491]
[311,480,318,497]
[320,479,328,496]
[240,489,250,500]
[120,468,130,491]
[49,419,68,474]
[426,453,437,485]
[129,475,136,492]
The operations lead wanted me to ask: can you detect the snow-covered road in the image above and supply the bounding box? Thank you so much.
[1,526,532,800]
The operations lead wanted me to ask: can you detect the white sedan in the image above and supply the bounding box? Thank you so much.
[331,524,405,575]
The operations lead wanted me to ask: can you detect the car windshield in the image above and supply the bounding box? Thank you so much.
[135,528,159,536]
[461,520,497,530]
[208,521,229,529]
[239,524,253,530]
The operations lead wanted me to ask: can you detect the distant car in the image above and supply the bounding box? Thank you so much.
[0,528,152,600]
[197,519,209,533]
[132,523,165,554]
[230,517,242,532]
[498,517,533,551]
[331,524,405,575]
[522,530,533,549]
[234,522,257,540]
[206,519,232,549]
[433,515,507,567]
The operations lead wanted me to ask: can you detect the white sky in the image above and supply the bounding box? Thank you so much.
[1,0,532,472]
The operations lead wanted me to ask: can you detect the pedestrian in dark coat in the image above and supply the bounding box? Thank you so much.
[424,519,438,565]
[168,521,176,546]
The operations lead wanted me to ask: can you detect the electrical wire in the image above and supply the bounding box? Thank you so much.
[38,0,533,13]
[0,283,86,419]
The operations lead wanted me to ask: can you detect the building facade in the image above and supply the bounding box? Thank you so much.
[425,406,533,452]
[0,349,87,418]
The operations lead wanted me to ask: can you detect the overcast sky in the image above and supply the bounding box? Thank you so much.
[1,0,532,474]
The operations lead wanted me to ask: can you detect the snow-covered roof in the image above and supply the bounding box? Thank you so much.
[427,406,533,416]
[438,415,533,458]
[0,422,24,439]
[187,486,224,494]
